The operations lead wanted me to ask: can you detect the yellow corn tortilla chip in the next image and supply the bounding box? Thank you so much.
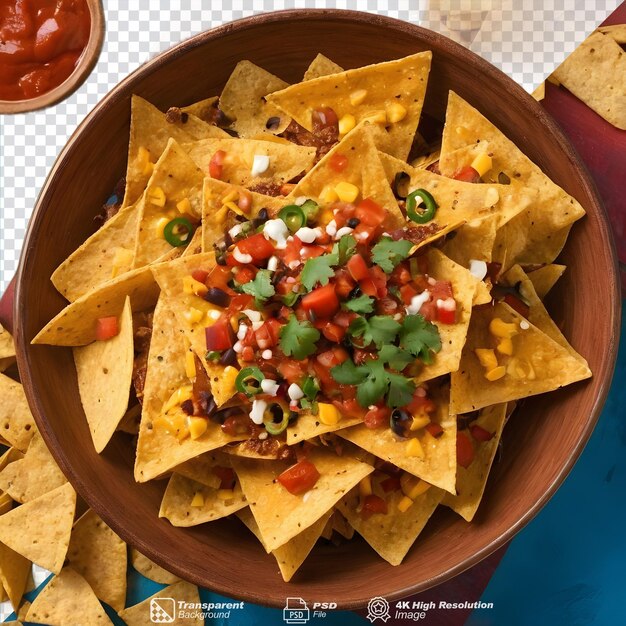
[130,548,181,585]
[439,92,586,268]
[159,472,247,527]
[597,24,626,44]
[183,137,316,188]
[0,447,23,472]
[51,203,140,302]
[526,264,566,300]
[337,480,444,566]
[286,411,363,445]
[73,296,134,453]
[450,302,592,414]
[0,482,76,573]
[442,403,507,521]
[0,323,16,372]
[338,387,456,493]
[32,266,159,346]
[551,31,626,130]
[67,509,127,612]
[237,506,332,582]
[116,404,141,435]
[173,453,221,489]
[441,214,498,266]
[118,580,201,626]
[26,567,112,626]
[220,61,291,138]
[303,54,344,80]
[123,95,226,208]
[0,542,30,612]
[0,493,13,515]
[134,296,243,483]
[181,96,219,122]
[267,52,432,160]
[16,600,30,621]
[220,439,289,459]
[133,139,205,268]
[0,375,36,452]
[231,447,373,552]
[0,432,66,503]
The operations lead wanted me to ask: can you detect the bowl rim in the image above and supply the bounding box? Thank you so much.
[13,8,622,608]
[0,0,105,115]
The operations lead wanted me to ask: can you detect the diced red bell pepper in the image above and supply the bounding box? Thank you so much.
[278,460,321,495]
[355,198,386,227]
[437,306,456,324]
[470,424,495,442]
[301,284,339,318]
[209,150,226,179]
[322,322,346,343]
[329,153,348,173]
[361,494,388,520]
[347,254,369,281]
[212,466,236,489]
[236,233,275,263]
[95,316,119,341]
[205,318,233,351]
[457,432,475,469]
[453,165,480,183]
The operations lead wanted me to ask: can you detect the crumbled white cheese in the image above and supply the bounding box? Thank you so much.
[436,297,456,312]
[520,320,530,330]
[252,321,264,331]
[258,431,268,440]
[228,224,243,239]
[288,260,301,270]
[237,323,248,341]
[251,154,270,177]
[232,246,253,264]
[207,309,221,320]
[288,383,304,401]
[263,219,289,249]
[325,219,337,237]
[294,196,308,206]
[242,309,262,323]
[261,349,273,360]
[407,290,431,315]
[267,255,279,272]
[335,226,354,239]
[295,227,318,243]
[233,341,243,353]
[260,379,279,395]
[469,259,488,280]
[249,399,267,425]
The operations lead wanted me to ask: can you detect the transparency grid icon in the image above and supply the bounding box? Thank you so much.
[150,597,176,623]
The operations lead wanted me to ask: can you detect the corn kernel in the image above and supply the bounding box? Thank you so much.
[215,206,229,224]
[318,402,341,426]
[217,489,235,500]
[485,366,507,381]
[223,200,244,216]
[148,186,166,207]
[183,308,204,325]
[401,474,431,499]
[362,110,387,124]
[182,275,208,297]
[475,348,498,370]
[188,416,208,440]
[110,247,134,278]
[338,114,356,136]
[359,475,372,497]
[185,350,197,379]
[350,89,368,106]
[386,102,407,123]
[154,216,170,239]
[177,197,192,214]
[410,413,431,431]
[497,337,514,356]
[334,181,359,203]
[221,366,239,399]
[406,437,424,457]
[319,186,339,205]
[163,385,193,412]
[397,495,414,513]
[138,146,154,175]
[489,317,518,339]
[190,491,205,507]
[154,411,186,439]
[470,152,493,177]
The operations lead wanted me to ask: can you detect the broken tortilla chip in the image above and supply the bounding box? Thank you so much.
[0,542,31,612]
[130,548,180,585]
[0,375,36,452]
[303,53,344,80]
[526,264,566,300]
[0,324,16,372]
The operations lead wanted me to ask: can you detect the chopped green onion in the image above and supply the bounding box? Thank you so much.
[301,375,320,401]
[406,189,438,224]
[235,366,265,396]
[278,205,306,233]
[163,217,195,247]
[263,403,290,435]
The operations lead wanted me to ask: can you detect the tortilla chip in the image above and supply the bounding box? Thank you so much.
[552,31,626,129]
[441,214,498,266]
[0,493,13,514]
[159,472,247,527]
[286,411,363,445]
[116,404,141,435]
[130,548,180,585]
[231,447,373,552]
[32,266,159,346]
[439,92,586,268]
[337,480,444,565]
[181,96,219,122]
[450,302,591,414]
[134,296,243,482]
[0,432,66,503]
[442,403,507,521]
[173,453,221,489]
[183,137,316,188]
[26,567,112,626]
[16,600,30,621]
[597,24,626,44]
[118,580,201,626]
[267,52,432,160]
[0,448,23,472]
[0,324,16,372]
[123,95,226,208]
[219,61,291,138]
[338,387,457,493]
[237,506,332,582]
[67,509,127,612]
[0,375,36,452]
[0,482,76,573]
[73,296,134,453]
[526,264,566,300]
[0,542,30,611]
[303,54,344,80]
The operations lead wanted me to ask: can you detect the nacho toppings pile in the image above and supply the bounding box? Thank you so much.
[33,51,591,580]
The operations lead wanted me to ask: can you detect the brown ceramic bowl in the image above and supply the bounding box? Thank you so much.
[14,9,620,609]
[0,0,105,115]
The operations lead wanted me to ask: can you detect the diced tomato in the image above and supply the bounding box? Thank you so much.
[400,283,418,305]
[376,297,399,316]
[209,150,226,179]
[205,318,233,351]
[332,202,357,229]
[391,263,411,285]
[241,346,255,362]
[364,405,391,429]
[233,265,256,285]
[278,359,308,385]
[369,266,388,298]
[503,293,530,318]
[95,316,119,341]
[347,254,369,281]
[453,165,480,183]
[221,414,252,437]
[322,322,346,343]
[236,233,275,263]
[255,319,282,349]
[301,284,339,318]
[329,153,348,173]
[301,245,326,260]
[355,198,386,227]
[192,269,209,284]
[353,348,376,365]
[334,268,356,298]
[332,398,363,418]
[212,466,236,489]
[457,432,475,469]
[430,280,454,301]
[436,306,456,324]
[470,424,495,442]
[333,310,358,329]
[406,392,436,416]
[353,222,379,245]
[425,423,444,438]
[316,347,349,368]
[206,265,234,294]
[361,494,388,520]
[312,359,335,388]
[312,107,338,130]
[278,460,321,495]
[359,276,378,297]
[380,476,402,493]
[228,294,254,312]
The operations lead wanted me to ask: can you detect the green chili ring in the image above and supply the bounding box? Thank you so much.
[406,189,438,224]
[263,402,291,435]
[164,217,195,247]
[278,205,306,233]
[300,199,320,222]
[235,366,265,396]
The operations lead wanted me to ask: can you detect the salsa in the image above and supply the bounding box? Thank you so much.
[0,0,90,101]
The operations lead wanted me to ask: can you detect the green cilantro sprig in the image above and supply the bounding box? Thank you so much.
[240,269,275,306]
[279,315,320,360]
[371,237,413,273]
[300,235,356,291]
[347,315,402,349]
[399,314,442,364]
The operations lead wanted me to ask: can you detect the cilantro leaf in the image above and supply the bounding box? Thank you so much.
[371,238,413,273]
[280,291,301,307]
[349,315,401,349]
[378,344,414,371]
[330,360,368,385]
[385,372,416,408]
[279,315,320,360]
[332,234,357,265]
[300,255,336,291]
[399,314,442,364]
[241,269,275,306]
[343,294,375,314]
[356,359,388,408]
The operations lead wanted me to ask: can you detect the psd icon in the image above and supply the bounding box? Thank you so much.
[283,597,310,624]
[150,597,176,623]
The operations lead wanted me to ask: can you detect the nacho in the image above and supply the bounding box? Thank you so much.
[181,96,219,122]
[0,323,16,372]
[303,53,344,80]
[0,542,30,612]
[286,410,363,445]
[597,23,626,44]
[130,548,180,584]
[0,375,36,452]
[173,453,221,488]
[526,264,566,300]
[441,214,498,266]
